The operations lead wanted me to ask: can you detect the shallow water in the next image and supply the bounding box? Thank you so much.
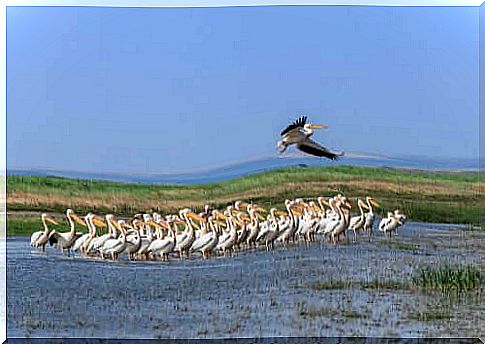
[7,222,485,338]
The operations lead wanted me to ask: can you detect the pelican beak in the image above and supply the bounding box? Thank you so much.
[215,220,227,227]
[370,199,381,208]
[111,220,122,231]
[321,200,329,206]
[256,207,267,213]
[276,210,287,217]
[93,218,107,228]
[256,213,266,221]
[46,217,58,225]
[192,221,201,230]
[216,212,228,220]
[188,212,204,222]
[309,124,327,129]
[234,218,244,226]
[72,214,87,227]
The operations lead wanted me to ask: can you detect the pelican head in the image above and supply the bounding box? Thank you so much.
[304,123,327,130]
[42,213,58,225]
[277,140,288,153]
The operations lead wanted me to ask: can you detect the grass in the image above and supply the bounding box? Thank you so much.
[413,265,483,294]
[308,278,410,291]
[378,241,420,251]
[309,280,354,290]
[6,165,481,235]
[408,308,453,322]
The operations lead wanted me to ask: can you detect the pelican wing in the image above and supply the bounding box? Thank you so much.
[297,138,343,160]
[30,231,43,246]
[281,116,307,136]
[191,233,214,252]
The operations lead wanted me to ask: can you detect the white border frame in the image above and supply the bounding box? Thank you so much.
[1,1,482,342]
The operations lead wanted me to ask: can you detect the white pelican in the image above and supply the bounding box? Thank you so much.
[257,209,282,250]
[103,222,128,260]
[363,197,380,236]
[147,216,177,261]
[277,115,343,159]
[123,220,143,260]
[393,209,407,234]
[217,212,242,256]
[330,197,352,244]
[48,209,87,256]
[378,212,404,238]
[176,209,202,258]
[347,199,370,241]
[72,213,95,254]
[245,205,266,247]
[191,216,222,259]
[30,213,58,251]
[276,200,301,246]
[85,214,120,256]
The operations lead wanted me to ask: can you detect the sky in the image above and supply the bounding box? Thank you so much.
[7,5,479,173]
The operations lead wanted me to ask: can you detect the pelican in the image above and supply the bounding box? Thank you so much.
[363,197,380,236]
[103,222,128,260]
[246,205,265,247]
[276,200,301,246]
[217,212,241,256]
[347,199,370,241]
[191,216,222,259]
[176,209,202,258]
[277,115,343,159]
[72,213,95,254]
[48,209,87,256]
[147,217,177,261]
[393,209,407,234]
[257,209,281,250]
[30,214,58,251]
[330,197,352,244]
[378,212,404,238]
[123,220,143,261]
[85,214,120,256]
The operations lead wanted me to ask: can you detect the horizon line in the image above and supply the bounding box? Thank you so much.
[5,152,480,177]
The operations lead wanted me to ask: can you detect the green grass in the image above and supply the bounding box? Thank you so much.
[6,165,481,235]
[309,280,354,290]
[307,278,410,291]
[7,217,44,237]
[409,308,453,322]
[413,265,483,294]
[379,241,420,251]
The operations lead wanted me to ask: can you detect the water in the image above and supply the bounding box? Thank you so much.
[6,222,485,338]
[7,154,479,185]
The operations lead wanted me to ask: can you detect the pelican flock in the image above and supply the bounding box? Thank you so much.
[30,196,406,262]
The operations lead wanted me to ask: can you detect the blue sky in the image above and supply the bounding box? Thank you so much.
[7,6,479,173]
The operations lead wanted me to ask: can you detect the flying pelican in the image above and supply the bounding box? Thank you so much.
[277,115,343,160]
[30,213,58,251]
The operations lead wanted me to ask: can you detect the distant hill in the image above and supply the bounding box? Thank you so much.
[7,153,478,185]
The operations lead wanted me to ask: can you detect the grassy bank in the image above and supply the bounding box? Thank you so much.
[6,165,481,235]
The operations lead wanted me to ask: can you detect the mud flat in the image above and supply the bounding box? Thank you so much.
[7,222,485,338]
